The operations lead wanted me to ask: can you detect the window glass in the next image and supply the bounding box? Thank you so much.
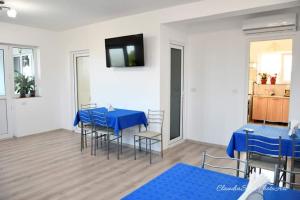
[283,54,292,82]
[13,47,35,95]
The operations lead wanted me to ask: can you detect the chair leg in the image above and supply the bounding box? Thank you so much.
[259,168,261,174]
[120,130,123,154]
[96,133,98,150]
[100,134,103,148]
[85,130,87,148]
[107,134,110,160]
[134,135,137,160]
[139,136,141,152]
[91,131,94,156]
[149,138,152,164]
[145,138,148,154]
[81,132,84,152]
[161,134,163,159]
[81,124,84,152]
[236,151,240,177]
[94,132,97,156]
[117,136,120,160]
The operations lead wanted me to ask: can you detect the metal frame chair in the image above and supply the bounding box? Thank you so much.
[133,110,164,164]
[275,164,300,189]
[289,138,300,188]
[79,103,97,152]
[88,109,121,159]
[245,130,286,180]
[201,151,248,178]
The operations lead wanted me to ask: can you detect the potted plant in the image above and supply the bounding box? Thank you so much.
[270,74,277,85]
[15,73,35,98]
[29,78,36,97]
[258,73,268,84]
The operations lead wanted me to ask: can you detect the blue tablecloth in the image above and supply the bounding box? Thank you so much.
[226,124,300,158]
[122,163,300,200]
[73,107,147,135]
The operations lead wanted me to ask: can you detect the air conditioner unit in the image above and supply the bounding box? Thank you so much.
[242,14,297,34]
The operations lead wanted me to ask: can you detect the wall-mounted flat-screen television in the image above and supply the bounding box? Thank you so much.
[105,34,144,67]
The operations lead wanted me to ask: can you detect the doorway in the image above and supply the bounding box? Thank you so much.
[170,44,184,143]
[72,51,91,112]
[247,39,293,126]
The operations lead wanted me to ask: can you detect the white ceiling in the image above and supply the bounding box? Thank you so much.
[0,0,201,31]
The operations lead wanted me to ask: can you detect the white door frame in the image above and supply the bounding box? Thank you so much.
[70,50,89,132]
[169,44,184,145]
[0,45,14,139]
[244,33,296,124]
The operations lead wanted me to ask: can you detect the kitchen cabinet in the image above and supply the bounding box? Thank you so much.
[282,99,289,123]
[252,96,268,121]
[252,96,289,123]
[266,98,283,122]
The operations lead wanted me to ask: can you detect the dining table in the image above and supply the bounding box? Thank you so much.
[122,163,300,200]
[73,107,148,154]
[226,123,300,182]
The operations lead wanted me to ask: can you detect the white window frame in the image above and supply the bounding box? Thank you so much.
[11,46,40,98]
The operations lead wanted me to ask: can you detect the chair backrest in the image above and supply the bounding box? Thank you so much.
[201,151,248,178]
[245,131,282,162]
[147,110,164,133]
[88,109,108,130]
[80,103,97,110]
[292,138,300,159]
[274,164,300,189]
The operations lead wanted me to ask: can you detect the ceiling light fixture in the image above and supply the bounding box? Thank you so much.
[0,0,17,18]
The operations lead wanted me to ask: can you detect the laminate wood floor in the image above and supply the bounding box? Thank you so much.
[0,130,234,200]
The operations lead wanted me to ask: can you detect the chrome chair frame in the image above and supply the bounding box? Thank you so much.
[88,109,121,159]
[245,131,286,181]
[201,151,248,178]
[80,103,97,152]
[133,110,164,164]
[290,138,300,188]
[275,164,300,189]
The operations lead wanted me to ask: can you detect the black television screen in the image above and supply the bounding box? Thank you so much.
[105,34,144,67]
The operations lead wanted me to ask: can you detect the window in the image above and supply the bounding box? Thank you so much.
[282,53,292,83]
[257,52,292,84]
[13,47,37,97]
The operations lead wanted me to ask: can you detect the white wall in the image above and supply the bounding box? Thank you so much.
[186,20,247,145]
[60,12,161,146]
[0,22,64,137]
[185,11,300,146]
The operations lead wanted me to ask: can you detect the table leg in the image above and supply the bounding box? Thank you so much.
[134,135,137,160]
[139,136,141,152]
[120,130,123,154]
[91,131,93,156]
[236,151,240,177]
[146,138,148,154]
[117,136,120,160]
[149,138,152,164]
[81,122,83,152]
[107,133,110,160]
[286,157,292,188]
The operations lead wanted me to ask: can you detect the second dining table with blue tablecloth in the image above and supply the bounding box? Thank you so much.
[73,107,148,136]
[227,123,300,158]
